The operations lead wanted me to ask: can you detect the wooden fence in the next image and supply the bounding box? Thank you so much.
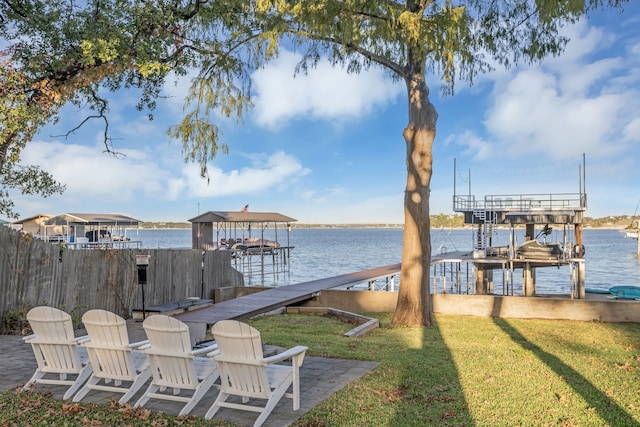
[0,226,244,321]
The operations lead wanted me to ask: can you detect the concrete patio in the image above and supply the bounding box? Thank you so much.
[0,319,379,427]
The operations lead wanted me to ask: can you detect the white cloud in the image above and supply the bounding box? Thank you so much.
[451,20,639,162]
[547,20,614,68]
[161,70,198,114]
[19,141,309,211]
[484,68,629,158]
[445,130,493,160]
[172,151,310,199]
[623,117,640,142]
[251,50,403,129]
[20,140,168,202]
[298,186,348,204]
[114,115,164,141]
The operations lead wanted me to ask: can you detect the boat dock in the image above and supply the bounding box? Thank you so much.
[449,190,587,298]
[176,263,401,327]
[189,210,297,284]
[173,260,640,328]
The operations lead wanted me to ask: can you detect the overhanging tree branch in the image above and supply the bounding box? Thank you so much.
[50,88,124,156]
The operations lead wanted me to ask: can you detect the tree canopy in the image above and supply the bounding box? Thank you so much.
[0,0,252,216]
[0,0,628,325]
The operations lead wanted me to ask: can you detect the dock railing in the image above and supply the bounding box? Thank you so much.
[453,193,586,212]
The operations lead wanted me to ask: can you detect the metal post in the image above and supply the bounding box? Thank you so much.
[201,250,206,300]
[136,255,150,320]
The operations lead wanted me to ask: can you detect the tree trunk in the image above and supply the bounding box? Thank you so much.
[392,64,437,327]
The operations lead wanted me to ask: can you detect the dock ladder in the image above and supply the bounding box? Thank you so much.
[473,209,497,251]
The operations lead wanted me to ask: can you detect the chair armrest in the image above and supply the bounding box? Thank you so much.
[263,345,308,364]
[75,335,90,344]
[192,343,218,357]
[22,334,36,342]
[206,349,221,358]
[214,355,264,366]
[128,339,150,349]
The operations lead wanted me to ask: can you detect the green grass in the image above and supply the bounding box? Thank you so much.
[3,313,640,426]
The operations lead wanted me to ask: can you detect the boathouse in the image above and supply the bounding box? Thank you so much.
[436,159,588,298]
[12,213,142,248]
[444,192,587,296]
[10,213,54,236]
[189,210,296,284]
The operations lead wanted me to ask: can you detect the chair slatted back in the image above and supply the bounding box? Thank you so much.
[142,315,198,389]
[211,320,270,398]
[213,320,263,359]
[82,310,137,381]
[27,307,81,373]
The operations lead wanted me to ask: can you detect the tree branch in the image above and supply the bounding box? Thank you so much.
[289,27,406,78]
[50,87,125,157]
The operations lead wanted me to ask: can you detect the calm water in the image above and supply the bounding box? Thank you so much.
[129,228,640,294]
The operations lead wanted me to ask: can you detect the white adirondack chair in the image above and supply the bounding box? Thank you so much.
[205,320,308,427]
[72,309,151,404]
[22,306,93,400]
[134,315,219,416]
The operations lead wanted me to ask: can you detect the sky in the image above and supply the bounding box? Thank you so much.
[9,4,640,224]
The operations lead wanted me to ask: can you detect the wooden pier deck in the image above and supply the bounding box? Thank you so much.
[176,263,401,326]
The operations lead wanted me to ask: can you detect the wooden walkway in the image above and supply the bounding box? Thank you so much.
[176,263,401,326]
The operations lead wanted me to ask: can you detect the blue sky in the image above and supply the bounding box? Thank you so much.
[10,5,640,224]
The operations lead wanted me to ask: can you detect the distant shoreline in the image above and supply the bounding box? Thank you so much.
[134,224,630,231]
[138,215,637,230]
[135,224,406,230]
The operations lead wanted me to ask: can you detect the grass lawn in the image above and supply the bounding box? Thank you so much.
[2,313,640,426]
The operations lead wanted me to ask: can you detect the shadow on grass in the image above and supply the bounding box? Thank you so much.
[493,317,638,426]
[388,319,475,426]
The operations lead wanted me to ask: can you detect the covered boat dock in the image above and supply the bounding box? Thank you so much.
[189,211,296,284]
[440,191,588,298]
[13,213,142,249]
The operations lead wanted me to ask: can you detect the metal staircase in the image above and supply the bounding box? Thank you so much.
[473,209,497,251]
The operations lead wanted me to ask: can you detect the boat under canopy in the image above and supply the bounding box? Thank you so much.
[189,210,296,285]
[515,239,563,260]
[189,211,296,251]
[42,213,142,248]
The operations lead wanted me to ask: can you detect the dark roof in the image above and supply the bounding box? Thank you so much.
[188,211,296,224]
[44,213,141,226]
[504,210,578,224]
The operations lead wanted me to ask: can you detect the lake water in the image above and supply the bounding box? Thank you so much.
[128,228,640,294]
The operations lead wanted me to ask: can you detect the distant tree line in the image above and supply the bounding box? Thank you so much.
[139,222,191,229]
[584,216,638,229]
[139,215,637,230]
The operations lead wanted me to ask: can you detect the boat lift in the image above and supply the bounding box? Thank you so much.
[189,210,296,285]
[440,157,588,298]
